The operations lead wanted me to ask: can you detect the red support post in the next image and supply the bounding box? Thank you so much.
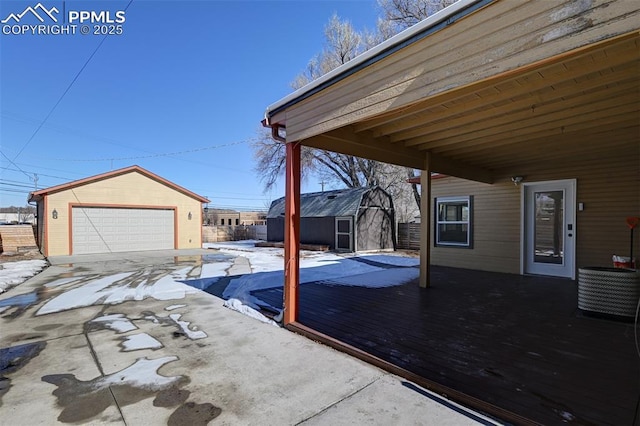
[284,141,301,324]
[420,157,432,288]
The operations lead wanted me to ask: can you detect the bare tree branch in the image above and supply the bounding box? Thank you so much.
[254,3,453,219]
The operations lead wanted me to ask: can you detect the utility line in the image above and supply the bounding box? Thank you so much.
[47,140,248,162]
[1,150,32,180]
[11,0,134,162]
[0,165,74,181]
[0,181,35,189]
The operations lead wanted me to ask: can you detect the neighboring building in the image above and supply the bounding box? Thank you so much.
[205,209,266,226]
[0,213,34,224]
[0,206,36,224]
[267,187,395,252]
[28,165,209,256]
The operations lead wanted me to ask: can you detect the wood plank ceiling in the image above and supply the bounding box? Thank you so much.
[308,33,639,177]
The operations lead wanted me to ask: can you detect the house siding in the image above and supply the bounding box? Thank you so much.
[43,172,203,256]
[284,0,640,142]
[431,140,639,275]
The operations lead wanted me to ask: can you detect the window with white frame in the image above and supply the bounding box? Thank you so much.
[435,196,472,247]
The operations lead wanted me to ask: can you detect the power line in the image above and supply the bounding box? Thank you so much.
[0,180,35,189]
[1,110,161,154]
[11,0,135,162]
[1,150,32,180]
[0,188,31,195]
[0,165,74,181]
[46,140,248,162]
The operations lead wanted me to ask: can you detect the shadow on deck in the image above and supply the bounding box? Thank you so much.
[253,265,638,426]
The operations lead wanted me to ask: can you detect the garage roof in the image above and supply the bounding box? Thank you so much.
[28,165,209,203]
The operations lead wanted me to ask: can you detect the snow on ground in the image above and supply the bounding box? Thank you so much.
[223,298,279,326]
[328,267,419,288]
[121,333,163,351]
[358,254,419,267]
[99,356,182,389]
[0,259,48,293]
[90,313,138,333]
[169,313,208,339]
[37,267,202,315]
[0,242,420,326]
[204,241,420,318]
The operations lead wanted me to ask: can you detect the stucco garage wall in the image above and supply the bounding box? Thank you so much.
[44,172,203,256]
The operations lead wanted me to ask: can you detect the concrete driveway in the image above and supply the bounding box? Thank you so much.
[0,249,499,425]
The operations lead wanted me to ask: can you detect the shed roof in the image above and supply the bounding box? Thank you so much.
[268,187,373,219]
[28,165,209,203]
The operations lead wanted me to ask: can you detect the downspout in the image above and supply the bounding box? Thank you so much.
[27,193,45,256]
[272,124,286,143]
[262,118,301,325]
[262,118,286,143]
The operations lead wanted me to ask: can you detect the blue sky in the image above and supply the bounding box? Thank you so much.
[0,0,379,210]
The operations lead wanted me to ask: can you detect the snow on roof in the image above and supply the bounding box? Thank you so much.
[264,0,487,121]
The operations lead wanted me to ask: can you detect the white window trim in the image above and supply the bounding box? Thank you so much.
[435,196,473,248]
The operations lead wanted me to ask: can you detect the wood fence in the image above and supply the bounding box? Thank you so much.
[397,223,420,250]
[202,225,267,243]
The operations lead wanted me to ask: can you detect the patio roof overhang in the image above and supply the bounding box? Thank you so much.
[265,1,639,182]
[264,0,639,310]
[262,2,639,418]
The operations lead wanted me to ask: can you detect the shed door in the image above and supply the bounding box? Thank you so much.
[335,217,353,252]
[72,207,174,254]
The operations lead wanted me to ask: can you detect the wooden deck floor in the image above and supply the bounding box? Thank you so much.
[253,265,638,426]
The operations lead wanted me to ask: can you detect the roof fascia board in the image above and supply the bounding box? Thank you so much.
[28,165,209,203]
[264,0,492,122]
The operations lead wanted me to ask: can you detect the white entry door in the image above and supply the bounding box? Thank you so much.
[523,180,576,279]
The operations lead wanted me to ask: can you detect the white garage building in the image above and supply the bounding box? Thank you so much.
[29,165,209,256]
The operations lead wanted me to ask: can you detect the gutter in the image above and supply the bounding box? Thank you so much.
[264,0,493,124]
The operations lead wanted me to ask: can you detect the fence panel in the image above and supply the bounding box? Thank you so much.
[397,223,421,250]
[203,225,267,243]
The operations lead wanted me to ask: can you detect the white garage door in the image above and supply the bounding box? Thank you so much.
[72,207,175,254]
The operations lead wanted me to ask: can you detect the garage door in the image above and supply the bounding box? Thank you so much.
[72,207,175,254]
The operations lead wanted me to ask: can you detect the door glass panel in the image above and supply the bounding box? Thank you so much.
[337,234,350,249]
[534,191,564,264]
[337,220,350,233]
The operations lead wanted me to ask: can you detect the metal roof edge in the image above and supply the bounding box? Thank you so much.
[264,0,491,122]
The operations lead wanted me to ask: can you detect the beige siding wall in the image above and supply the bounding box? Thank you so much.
[44,172,203,256]
[432,178,521,273]
[431,141,640,275]
[285,0,640,141]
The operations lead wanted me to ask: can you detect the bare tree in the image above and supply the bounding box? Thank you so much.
[252,125,381,191]
[286,14,384,192]
[377,0,459,34]
[254,3,455,215]
[291,14,364,90]
[251,126,317,192]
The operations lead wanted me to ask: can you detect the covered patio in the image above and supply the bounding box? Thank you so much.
[262,0,639,424]
[253,266,637,425]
